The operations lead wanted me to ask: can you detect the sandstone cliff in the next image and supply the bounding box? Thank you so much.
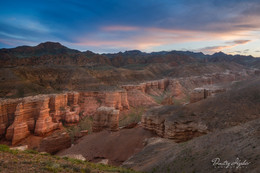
[0,93,81,144]
[0,70,256,145]
[78,91,129,115]
[0,90,131,144]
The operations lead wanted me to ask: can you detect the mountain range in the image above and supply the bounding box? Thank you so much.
[0,42,259,68]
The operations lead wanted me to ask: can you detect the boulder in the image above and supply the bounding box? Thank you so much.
[38,131,71,154]
[92,106,119,132]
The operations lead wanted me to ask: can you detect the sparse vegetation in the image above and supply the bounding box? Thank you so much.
[59,106,65,111]
[119,107,144,127]
[67,116,93,144]
[0,144,140,173]
[150,90,171,104]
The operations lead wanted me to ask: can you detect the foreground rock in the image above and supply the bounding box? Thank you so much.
[38,131,71,154]
[123,119,260,173]
[142,106,208,142]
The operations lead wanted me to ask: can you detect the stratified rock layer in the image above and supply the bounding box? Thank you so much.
[141,106,208,142]
[1,93,81,144]
[34,97,60,136]
[0,70,255,145]
[79,91,129,115]
[92,106,119,132]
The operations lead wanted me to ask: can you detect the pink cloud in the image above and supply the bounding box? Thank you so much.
[198,39,251,54]
[72,25,256,52]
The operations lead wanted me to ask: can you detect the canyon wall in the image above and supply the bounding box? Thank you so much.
[0,93,80,144]
[0,90,130,145]
[122,70,253,106]
[78,91,129,116]
[0,70,255,145]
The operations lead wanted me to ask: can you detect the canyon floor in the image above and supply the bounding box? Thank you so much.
[0,42,260,173]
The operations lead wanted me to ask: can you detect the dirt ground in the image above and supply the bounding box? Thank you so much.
[57,126,156,166]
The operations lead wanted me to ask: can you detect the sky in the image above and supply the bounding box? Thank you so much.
[0,0,260,56]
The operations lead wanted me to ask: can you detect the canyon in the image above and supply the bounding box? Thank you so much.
[0,68,256,147]
[0,42,260,172]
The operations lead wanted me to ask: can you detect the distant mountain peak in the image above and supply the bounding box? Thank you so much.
[213,51,227,56]
[124,50,143,54]
[36,42,66,49]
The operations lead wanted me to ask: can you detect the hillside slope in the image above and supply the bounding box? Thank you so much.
[0,144,139,173]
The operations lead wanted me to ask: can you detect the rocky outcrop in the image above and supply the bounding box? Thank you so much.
[5,98,42,145]
[125,90,158,108]
[34,97,60,135]
[92,106,119,132]
[0,90,130,144]
[190,87,226,103]
[38,131,71,154]
[164,121,208,142]
[0,100,19,136]
[1,93,81,144]
[79,91,129,115]
[190,88,209,103]
[141,110,165,137]
[122,79,169,96]
[122,71,248,107]
[141,106,208,142]
[49,94,68,122]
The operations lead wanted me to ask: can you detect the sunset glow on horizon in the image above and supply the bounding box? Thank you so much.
[0,0,260,56]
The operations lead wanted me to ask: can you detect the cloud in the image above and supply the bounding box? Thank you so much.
[226,40,251,44]
[1,0,260,55]
[198,39,251,54]
[243,49,250,53]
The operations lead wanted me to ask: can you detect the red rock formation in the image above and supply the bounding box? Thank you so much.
[164,121,208,142]
[79,92,101,115]
[190,87,226,103]
[1,92,80,144]
[0,100,19,137]
[64,92,80,124]
[0,71,253,145]
[122,79,170,96]
[190,88,207,103]
[68,92,79,106]
[34,97,60,136]
[6,103,31,145]
[49,94,68,122]
[126,89,158,108]
[141,111,165,137]
[92,106,119,132]
[64,107,80,124]
[79,91,129,116]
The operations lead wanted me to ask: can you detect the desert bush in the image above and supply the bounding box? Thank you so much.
[67,116,93,144]
[119,107,144,127]
[151,90,171,104]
